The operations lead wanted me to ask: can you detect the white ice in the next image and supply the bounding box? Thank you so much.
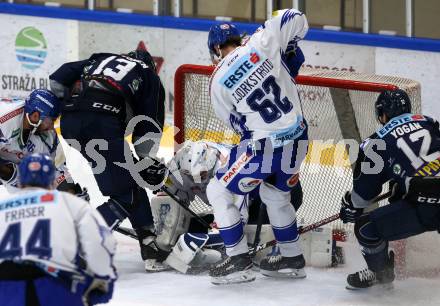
[2,139,440,306]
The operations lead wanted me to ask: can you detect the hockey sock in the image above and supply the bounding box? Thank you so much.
[261,183,302,257]
[355,214,389,272]
[207,179,248,256]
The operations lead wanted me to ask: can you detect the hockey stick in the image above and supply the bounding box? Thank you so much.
[114,226,138,240]
[251,203,266,249]
[248,189,394,257]
[160,185,213,229]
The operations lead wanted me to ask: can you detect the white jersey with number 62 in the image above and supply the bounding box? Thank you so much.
[209,9,309,143]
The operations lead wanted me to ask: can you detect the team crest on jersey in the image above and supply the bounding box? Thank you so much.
[393,164,402,175]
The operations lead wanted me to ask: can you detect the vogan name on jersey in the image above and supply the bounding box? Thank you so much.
[377,114,426,138]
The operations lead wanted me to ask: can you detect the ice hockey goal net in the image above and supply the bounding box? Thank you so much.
[174,64,421,224]
[173,64,440,277]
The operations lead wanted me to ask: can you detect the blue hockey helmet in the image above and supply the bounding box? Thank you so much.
[207,23,240,60]
[25,89,61,120]
[375,89,411,122]
[18,153,55,188]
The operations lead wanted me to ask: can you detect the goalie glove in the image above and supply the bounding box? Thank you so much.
[340,191,363,223]
[162,174,194,204]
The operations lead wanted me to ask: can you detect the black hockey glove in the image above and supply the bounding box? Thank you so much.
[57,181,91,202]
[139,157,168,188]
[340,191,363,223]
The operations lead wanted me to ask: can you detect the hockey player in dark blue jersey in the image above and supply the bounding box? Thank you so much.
[340,89,440,289]
[49,48,168,271]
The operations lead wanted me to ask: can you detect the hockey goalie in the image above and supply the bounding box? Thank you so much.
[147,140,334,274]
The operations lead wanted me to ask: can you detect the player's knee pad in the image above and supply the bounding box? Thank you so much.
[151,194,191,251]
[354,214,386,251]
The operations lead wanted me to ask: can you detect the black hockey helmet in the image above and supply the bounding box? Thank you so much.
[127,49,156,72]
[375,89,411,122]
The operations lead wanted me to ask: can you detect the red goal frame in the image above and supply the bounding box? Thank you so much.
[174,64,398,146]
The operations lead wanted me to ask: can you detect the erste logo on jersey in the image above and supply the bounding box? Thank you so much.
[377,114,426,138]
[220,48,261,89]
[0,192,56,212]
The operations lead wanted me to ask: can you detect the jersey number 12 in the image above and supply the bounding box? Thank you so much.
[396,129,440,169]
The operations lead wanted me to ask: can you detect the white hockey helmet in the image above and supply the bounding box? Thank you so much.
[177,141,218,183]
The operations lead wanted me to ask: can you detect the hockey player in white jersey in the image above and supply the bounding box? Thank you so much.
[207,9,309,284]
[0,89,88,198]
[0,153,116,306]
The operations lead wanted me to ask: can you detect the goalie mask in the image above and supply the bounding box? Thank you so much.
[177,141,219,184]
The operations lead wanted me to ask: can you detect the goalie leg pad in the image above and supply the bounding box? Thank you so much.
[165,233,209,273]
[300,225,333,267]
[151,194,191,251]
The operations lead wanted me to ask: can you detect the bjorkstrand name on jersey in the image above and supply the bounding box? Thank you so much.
[231,59,274,103]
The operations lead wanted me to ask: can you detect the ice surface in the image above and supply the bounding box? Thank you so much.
[109,232,440,306]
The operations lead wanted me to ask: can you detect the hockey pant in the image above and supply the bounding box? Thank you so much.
[207,133,308,257]
[61,111,153,229]
[0,261,113,306]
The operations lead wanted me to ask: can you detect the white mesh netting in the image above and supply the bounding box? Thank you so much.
[175,65,421,233]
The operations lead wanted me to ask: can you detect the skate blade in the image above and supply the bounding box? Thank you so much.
[346,282,394,291]
[211,269,256,285]
[260,268,306,279]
